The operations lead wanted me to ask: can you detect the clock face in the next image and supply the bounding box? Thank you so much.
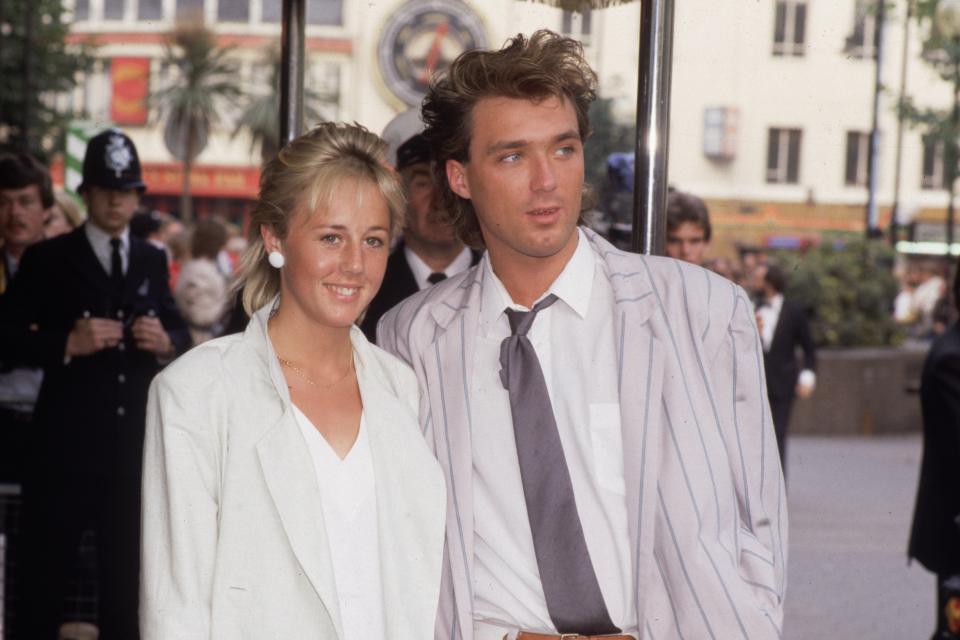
[378,0,488,107]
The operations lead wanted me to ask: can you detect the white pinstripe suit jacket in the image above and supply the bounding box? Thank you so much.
[378,229,787,640]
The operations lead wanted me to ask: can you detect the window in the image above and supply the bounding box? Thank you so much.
[773,1,806,57]
[138,0,163,21]
[922,137,947,190]
[307,0,342,25]
[846,0,877,58]
[103,0,125,20]
[218,0,249,22]
[845,131,871,186]
[562,8,592,44]
[177,0,203,21]
[74,0,90,21]
[703,107,739,160]
[766,128,802,184]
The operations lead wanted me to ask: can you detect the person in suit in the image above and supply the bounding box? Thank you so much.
[753,263,816,471]
[360,114,480,343]
[0,152,54,635]
[664,189,711,265]
[909,257,960,640]
[378,31,786,640]
[2,128,190,639]
[140,123,446,639]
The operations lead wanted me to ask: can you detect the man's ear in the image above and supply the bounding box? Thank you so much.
[446,159,471,200]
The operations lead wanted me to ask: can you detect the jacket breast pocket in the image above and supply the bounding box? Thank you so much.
[590,402,626,496]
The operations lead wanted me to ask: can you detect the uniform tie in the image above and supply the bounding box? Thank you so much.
[110,237,124,293]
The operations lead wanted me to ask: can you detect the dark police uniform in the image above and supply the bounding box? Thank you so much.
[0,129,189,639]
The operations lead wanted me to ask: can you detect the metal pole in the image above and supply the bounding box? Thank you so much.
[890,0,913,246]
[279,0,305,147]
[631,0,675,255]
[865,0,885,238]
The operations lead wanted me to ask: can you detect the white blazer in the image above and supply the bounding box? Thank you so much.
[141,300,447,639]
[379,229,787,640]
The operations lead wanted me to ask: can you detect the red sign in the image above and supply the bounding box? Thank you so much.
[111,58,150,125]
[142,164,261,198]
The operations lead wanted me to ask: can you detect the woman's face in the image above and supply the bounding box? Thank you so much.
[264,178,392,331]
[44,205,72,239]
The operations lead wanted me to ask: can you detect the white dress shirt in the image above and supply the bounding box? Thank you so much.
[85,222,130,277]
[404,244,473,290]
[471,229,636,635]
[292,408,386,640]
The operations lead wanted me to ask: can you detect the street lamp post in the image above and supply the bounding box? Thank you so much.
[936,0,960,254]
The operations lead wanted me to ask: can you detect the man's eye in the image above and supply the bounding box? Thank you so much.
[501,153,521,163]
[556,146,576,157]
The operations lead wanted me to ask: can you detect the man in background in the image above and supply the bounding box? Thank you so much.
[910,254,960,640]
[754,263,817,472]
[3,128,189,639]
[665,189,711,265]
[361,111,479,342]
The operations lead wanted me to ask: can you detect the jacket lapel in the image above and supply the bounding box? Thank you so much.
[588,230,665,631]
[124,238,152,301]
[424,267,484,637]
[354,331,446,640]
[71,226,114,303]
[250,307,344,638]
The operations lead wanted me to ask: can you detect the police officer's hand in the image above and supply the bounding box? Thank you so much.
[65,317,124,357]
[131,315,173,357]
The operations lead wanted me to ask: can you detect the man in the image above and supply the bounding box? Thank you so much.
[379,31,786,639]
[0,153,52,479]
[754,263,816,471]
[0,153,52,635]
[665,189,711,265]
[361,113,480,342]
[2,128,189,639]
[910,256,960,640]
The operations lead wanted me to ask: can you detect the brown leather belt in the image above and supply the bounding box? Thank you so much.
[514,633,634,640]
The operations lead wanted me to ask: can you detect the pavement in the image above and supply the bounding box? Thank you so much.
[784,434,934,640]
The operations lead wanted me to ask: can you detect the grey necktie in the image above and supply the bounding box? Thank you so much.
[498,294,620,635]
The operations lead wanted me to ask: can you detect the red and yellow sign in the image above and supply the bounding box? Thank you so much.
[142,164,261,198]
[111,58,150,125]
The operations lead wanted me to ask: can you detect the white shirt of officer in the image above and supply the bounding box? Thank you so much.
[85,221,130,278]
[471,228,636,634]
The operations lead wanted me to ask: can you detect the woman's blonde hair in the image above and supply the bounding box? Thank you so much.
[236,122,406,316]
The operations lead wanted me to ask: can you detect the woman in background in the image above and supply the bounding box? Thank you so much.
[140,122,446,639]
[173,217,229,345]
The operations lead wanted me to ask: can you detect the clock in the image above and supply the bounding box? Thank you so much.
[377,0,488,107]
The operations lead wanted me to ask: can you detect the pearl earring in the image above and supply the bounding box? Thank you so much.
[268,250,285,269]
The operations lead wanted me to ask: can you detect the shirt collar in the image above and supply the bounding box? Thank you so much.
[403,243,473,291]
[479,228,595,334]
[84,221,130,254]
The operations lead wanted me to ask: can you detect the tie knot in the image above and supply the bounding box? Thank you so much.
[504,294,559,337]
[110,238,122,250]
[427,272,447,284]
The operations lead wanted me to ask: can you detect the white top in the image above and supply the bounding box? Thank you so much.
[85,222,130,276]
[404,244,474,290]
[470,229,636,634]
[292,407,386,640]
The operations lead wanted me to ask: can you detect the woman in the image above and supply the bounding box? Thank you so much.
[140,123,446,639]
[43,188,84,238]
[174,217,229,345]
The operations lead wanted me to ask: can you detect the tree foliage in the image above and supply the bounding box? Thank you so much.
[153,22,239,221]
[232,47,334,165]
[0,0,91,158]
[776,239,902,347]
[585,97,635,194]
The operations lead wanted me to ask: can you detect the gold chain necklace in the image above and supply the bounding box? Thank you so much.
[277,354,353,388]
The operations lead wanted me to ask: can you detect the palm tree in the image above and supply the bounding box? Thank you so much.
[233,47,335,164]
[154,22,239,222]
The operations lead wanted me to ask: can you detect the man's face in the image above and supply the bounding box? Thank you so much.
[83,185,140,236]
[0,184,47,252]
[446,94,583,267]
[401,162,459,250]
[666,221,708,264]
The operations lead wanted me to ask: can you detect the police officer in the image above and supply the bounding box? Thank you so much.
[1,128,189,639]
